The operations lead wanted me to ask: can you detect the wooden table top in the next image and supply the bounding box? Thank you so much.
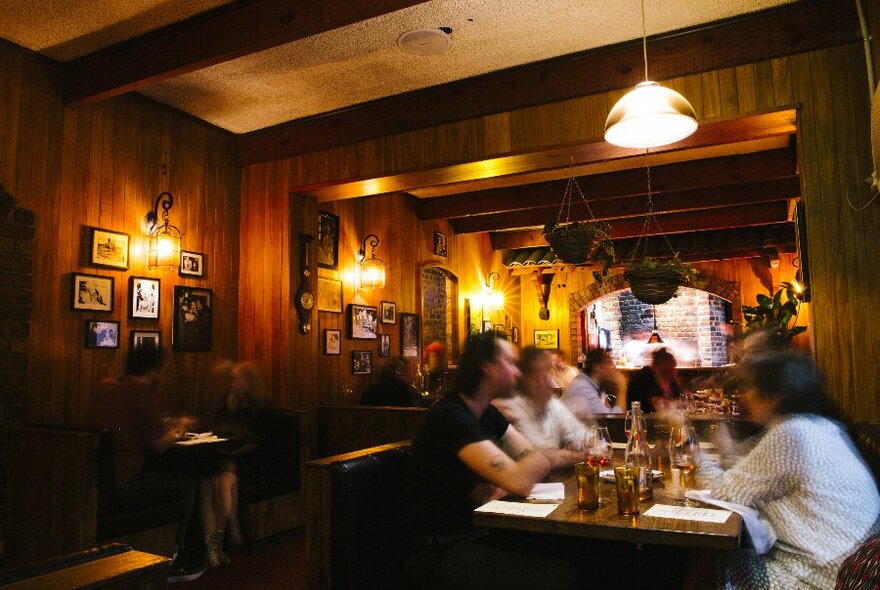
[473,470,743,551]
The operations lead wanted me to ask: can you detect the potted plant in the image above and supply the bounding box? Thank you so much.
[542,219,612,265]
[742,284,807,343]
[623,255,696,305]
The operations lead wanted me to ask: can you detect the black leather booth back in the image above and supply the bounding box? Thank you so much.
[852,422,880,484]
[329,445,410,590]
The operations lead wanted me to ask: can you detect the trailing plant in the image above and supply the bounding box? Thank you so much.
[742,284,807,343]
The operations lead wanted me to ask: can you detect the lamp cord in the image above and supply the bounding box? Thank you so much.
[641,0,648,81]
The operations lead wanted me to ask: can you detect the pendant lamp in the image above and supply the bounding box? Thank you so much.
[604,0,698,149]
[646,305,664,344]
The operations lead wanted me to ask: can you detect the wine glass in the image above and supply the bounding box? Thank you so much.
[669,425,699,506]
[584,426,613,505]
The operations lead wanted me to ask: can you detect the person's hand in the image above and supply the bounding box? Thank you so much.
[709,421,734,458]
[470,483,506,504]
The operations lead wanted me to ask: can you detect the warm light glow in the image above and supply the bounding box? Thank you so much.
[604,81,698,149]
[360,258,386,289]
[790,279,803,294]
[485,288,504,311]
[148,228,181,271]
[646,331,664,344]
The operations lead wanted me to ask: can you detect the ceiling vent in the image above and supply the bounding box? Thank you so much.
[397,27,452,56]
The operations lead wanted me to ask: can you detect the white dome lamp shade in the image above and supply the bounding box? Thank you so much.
[604,0,698,149]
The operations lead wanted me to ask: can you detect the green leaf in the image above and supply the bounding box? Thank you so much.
[788,326,807,337]
[756,294,773,309]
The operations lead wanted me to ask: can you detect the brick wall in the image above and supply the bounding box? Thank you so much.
[422,267,447,356]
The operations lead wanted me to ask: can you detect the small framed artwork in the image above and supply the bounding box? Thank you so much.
[534,329,560,350]
[179,251,204,277]
[173,286,213,352]
[482,320,493,333]
[433,231,447,257]
[318,277,343,313]
[352,350,372,375]
[129,276,160,319]
[71,273,114,313]
[90,227,129,269]
[131,330,161,350]
[512,327,519,343]
[494,324,504,334]
[381,301,396,324]
[324,329,341,355]
[317,210,340,270]
[379,333,391,357]
[85,320,120,349]
[400,313,420,359]
[348,304,378,340]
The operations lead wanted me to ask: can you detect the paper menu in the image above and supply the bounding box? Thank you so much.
[642,503,731,523]
[475,500,559,518]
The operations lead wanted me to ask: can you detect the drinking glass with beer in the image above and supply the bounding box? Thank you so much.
[669,425,699,506]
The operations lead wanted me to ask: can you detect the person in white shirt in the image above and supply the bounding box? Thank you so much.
[549,349,579,390]
[561,348,626,422]
[493,346,586,468]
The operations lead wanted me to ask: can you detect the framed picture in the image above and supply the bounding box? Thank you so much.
[400,313,420,359]
[352,350,372,375]
[348,304,378,340]
[512,326,520,343]
[534,329,560,350]
[482,320,493,333]
[433,231,448,257]
[317,277,343,313]
[129,276,160,319]
[71,273,114,313]
[85,320,120,349]
[179,251,204,277]
[379,333,391,357]
[90,227,129,269]
[317,210,339,270]
[494,324,504,334]
[173,286,213,352]
[324,329,341,355]
[131,330,161,350]
[381,301,397,324]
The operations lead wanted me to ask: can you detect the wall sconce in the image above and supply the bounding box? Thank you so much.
[358,233,386,289]
[144,192,182,271]
[476,272,504,321]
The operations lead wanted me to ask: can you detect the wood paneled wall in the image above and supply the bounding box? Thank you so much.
[241,43,876,422]
[0,41,240,424]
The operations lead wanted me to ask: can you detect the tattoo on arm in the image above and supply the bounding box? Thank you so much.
[490,454,507,472]
[515,448,535,461]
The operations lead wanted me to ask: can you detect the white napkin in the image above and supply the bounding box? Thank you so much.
[527,482,565,501]
[686,489,776,554]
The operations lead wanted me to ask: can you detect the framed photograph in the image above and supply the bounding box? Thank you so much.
[352,350,372,375]
[179,251,204,277]
[379,333,391,357]
[85,320,120,349]
[482,320,493,333]
[71,273,114,313]
[534,329,560,350]
[317,277,343,313]
[400,313,420,359]
[348,304,378,340]
[494,324,504,334]
[131,330,161,350]
[324,329,341,355]
[129,276,160,319]
[317,210,339,270]
[381,301,397,324]
[433,231,448,257]
[173,286,213,352]
[512,327,520,343]
[90,227,129,269]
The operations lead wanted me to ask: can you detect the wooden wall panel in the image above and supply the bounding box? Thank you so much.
[0,42,239,425]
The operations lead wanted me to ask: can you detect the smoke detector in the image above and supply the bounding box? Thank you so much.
[397,27,452,56]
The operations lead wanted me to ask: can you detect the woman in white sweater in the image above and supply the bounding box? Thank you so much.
[695,350,879,589]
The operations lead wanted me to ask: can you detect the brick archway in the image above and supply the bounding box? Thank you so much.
[566,271,739,365]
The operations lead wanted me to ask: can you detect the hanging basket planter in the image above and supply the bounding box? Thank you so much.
[543,221,611,264]
[624,263,688,305]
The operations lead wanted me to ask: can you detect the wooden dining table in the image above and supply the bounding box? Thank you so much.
[473,469,743,551]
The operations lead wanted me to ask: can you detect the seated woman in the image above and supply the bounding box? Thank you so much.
[694,350,879,589]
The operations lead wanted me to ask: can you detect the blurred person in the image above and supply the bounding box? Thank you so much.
[693,350,879,589]
[361,357,417,406]
[626,347,681,413]
[423,340,448,399]
[406,331,582,590]
[562,348,625,421]
[88,341,204,583]
[493,346,586,468]
[549,349,579,390]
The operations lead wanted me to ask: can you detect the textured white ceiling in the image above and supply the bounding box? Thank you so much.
[2,0,797,133]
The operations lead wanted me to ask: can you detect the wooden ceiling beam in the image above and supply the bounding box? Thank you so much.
[450,177,799,234]
[490,202,789,250]
[63,0,432,105]
[421,148,796,221]
[238,0,857,165]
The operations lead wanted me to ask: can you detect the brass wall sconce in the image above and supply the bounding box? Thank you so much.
[358,233,386,289]
[144,192,182,270]
[477,271,504,321]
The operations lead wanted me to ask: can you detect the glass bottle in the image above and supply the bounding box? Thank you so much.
[624,401,653,500]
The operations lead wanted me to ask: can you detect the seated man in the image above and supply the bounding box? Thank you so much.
[561,348,625,421]
[493,346,586,468]
[626,347,681,413]
[361,357,417,406]
[88,342,204,583]
[549,349,579,390]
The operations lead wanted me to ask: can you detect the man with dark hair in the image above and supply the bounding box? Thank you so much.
[562,348,625,421]
[88,342,204,583]
[626,347,681,413]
